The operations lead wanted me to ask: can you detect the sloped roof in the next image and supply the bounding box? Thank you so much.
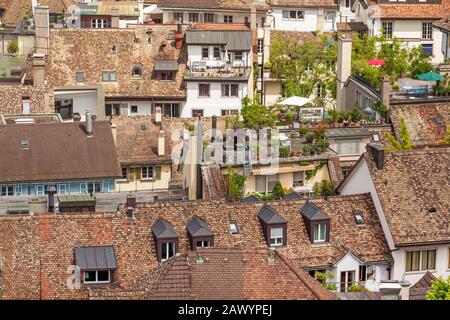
[300,202,330,221]
[434,16,450,32]
[75,246,117,271]
[185,30,252,51]
[0,121,122,183]
[148,248,336,300]
[283,191,302,200]
[374,0,450,20]
[364,146,450,246]
[186,216,214,237]
[242,194,262,202]
[157,0,269,10]
[409,271,437,300]
[152,218,179,239]
[269,0,337,8]
[258,204,287,224]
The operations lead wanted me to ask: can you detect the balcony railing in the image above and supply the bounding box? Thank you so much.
[184,61,251,80]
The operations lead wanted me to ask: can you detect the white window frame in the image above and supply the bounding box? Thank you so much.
[196,240,211,248]
[80,182,87,194]
[15,185,23,196]
[83,270,111,284]
[22,99,30,114]
[58,184,67,195]
[161,242,176,261]
[405,249,437,273]
[141,166,153,180]
[36,184,45,196]
[270,227,284,247]
[313,223,326,243]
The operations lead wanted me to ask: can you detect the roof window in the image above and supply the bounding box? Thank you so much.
[354,211,365,225]
[230,220,239,234]
[20,139,29,149]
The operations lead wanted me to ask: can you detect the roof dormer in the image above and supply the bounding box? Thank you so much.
[300,202,330,244]
[151,218,179,261]
[257,204,287,247]
[186,216,214,250]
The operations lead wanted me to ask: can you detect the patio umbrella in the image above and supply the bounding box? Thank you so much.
[279,96,312,107]
[368,59,385,66]
[416,71,444,81]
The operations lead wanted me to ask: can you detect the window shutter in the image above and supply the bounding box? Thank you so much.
[154,166,162,180]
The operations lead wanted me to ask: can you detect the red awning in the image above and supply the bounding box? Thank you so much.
[368,59,385,66]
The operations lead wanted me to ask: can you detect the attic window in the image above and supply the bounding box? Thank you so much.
[427,207,437,213]
[186,216,214,251]
[354,211,365,225]
[111,45,117,54]
[20,139,30,149]
[230,220,239,234]
[300,202,330,244]
[434,115,443,125]
[257,204,287,247]
[372,134,380,142]
[151,218,179,262]
[132,64,143,77]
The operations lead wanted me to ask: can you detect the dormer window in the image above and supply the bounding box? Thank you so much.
[75,246,117,286]
[186,216,214,251]
[257,204,287,247]
[132,64,143,77]
[151,218,179,261]
[300,202,330,244]
[154,59,178,81]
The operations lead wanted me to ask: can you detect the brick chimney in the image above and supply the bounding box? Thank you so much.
[381,75,391,110]
[32,53,46,86]
[34,6,50,55]
[126,192,136,218]
[336,36,352,111]
[158,130,165,156]
[174,22,184,49]
[379,280,401,300]
[111,7,120,28]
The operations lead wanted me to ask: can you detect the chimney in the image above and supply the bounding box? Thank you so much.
[399,279,411,300]
[32,53,46,86]
[366,144,385,170]
[336,36,353,111]
[155,105,162,125]
[158,130,165,156]
[379,280,401,300]
[111,7,120,28]
[85,111,93,136]
[250,6,257,30]
[174,22,184,49]
[188,120,203,200]
[126,192,136,218]
[381,75,391,111]
[47,185,57,213]
[211,115,217,142]
[316,9,324,33]
[34,6,50,55]
[111,123,117,145]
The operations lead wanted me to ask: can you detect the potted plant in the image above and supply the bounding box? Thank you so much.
[303,145,313,156]
[7,41,19,56]
[305,133,315,144]
[263,61,272,78]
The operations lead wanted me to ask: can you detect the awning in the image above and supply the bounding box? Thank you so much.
[252,164,316,175]
[154,59,179,71]
[54,90,97,95]
[75,246,117,271]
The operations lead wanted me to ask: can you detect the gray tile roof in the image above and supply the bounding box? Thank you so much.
[185,30,252,51]
[257,204,287,224]
[152,218,179,239]
[186,216,214,237]
[154,59,179,71]
[75,246,117,271]
[300,202,330,221]
[242,195,261,202]
[325,127,370,139]
[283,191,302,200]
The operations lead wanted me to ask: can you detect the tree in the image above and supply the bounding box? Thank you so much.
[442,127,450,144]
[272,181,285,199]
[313,180,335,196]
[240,96,276,129]
[385,119,414,151]
[226,167,246,201]
[7,41,19,55]
[315,271,337,291]
[426,276,450,300]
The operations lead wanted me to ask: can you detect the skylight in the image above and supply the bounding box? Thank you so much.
[372,134,380,142]
[428,207,437,214]
[20,139,29,149]
[354,212,364,225]
[230,221,239,234]
[434,115,443,125]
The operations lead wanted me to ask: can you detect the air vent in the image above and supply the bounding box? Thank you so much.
[427,207,437,213]
[434,115,443,125]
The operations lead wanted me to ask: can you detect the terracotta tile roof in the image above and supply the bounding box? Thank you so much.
[0,84,54,115]
[409,271,437,300]
[191,23,250,30]
[157,0,269,10]
[366,125,395,149]
[38,0,75,13]
[112,115,172,165]
[148,248,336,300]
[270,30,324,44]
[0,121,122,183]
[201,165,228,200]
[389,103,450,147]
[374,0,450,20]
[269,0,338,8]
[327,157,344,186]
[45,25,186,99]
[337,22,368,32]
[434,16,450,32]
[0,0,30,27]
[365,146,450,246]
[0,194,391,299]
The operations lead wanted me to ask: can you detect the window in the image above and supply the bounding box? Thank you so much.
[313,224,326,243]
[382,22,393,39]
[87,182,101,194]
[340,270,355,292]
[36,185,44,195]
[255,174,279,195]
[202,47,209,59]
[173,12,183,23]
[422,44,433,57]
[20,139,30,149]
[80,183,87,194]
[1,186,14,196]
[359,265,367,281]
[91,19,107,28]
[15,185,22,196]
[317,83,325,98]
[192,109,204,117]
[221,109,239,116]
[336,139,361,155]
[132,66,142,77]
[189,12,199,22]
[130,105,138,114]
[270,227,283,247]
[102,71,117,82]
[257,38,263,54]
[372,134,380,142]
[234,51,243,61]
[141,166,153,179]
[159,71,173,81]
[213,47,220,59]
[422,22,433,39]
[293,171,305,187]
[58,184,67,195]
[230,221,239,234]
[154,103,180,118]
[196,240,211,248]
[224,15,233,23]
[83,270,110,284]
[203,13,215,23]
[222,84,239,97]
[405,250,436,272]
[121,167,128,179]
[76,72,84,82]
[105,103,121,116]
[354,212,364,225]
[345,0,352,8]
[161,242,176,261]
[198,83,210,97]
[282,10,304,20]
[325,11,336,22]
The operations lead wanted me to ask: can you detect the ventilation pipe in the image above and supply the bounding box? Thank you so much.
[85,111,93,136]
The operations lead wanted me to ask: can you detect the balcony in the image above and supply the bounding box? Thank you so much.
[184,61,251,81]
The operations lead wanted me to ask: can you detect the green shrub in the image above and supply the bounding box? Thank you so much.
[298,127,309,136]
[313,180,335,196]
[279,146,290,158]
[272,181,285,199]
[7,41,19,54]
[305,133,315,143]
